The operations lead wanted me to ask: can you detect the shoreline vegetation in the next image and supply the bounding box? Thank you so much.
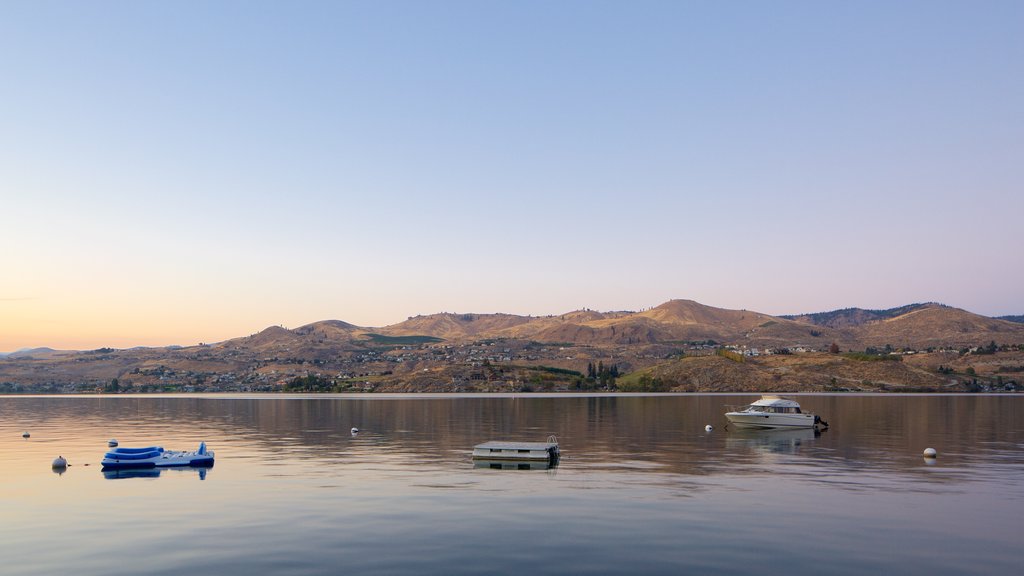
[2,347,1020,396]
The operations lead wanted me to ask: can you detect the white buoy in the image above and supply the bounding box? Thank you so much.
[52,456,67,469]
[351,427,359,434]
[108,439,118,447]
[22,431,30,438]
[923,447,938,458]
[705,425,713,432]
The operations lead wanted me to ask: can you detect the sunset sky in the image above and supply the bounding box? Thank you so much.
[2,1,1022,351]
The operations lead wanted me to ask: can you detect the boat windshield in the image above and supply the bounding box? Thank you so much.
[743,405,802,414]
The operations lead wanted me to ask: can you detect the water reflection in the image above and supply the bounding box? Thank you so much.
[2,394,1023,576]
[725,428,821,455]
[472,459,557,471]
[3,394,1024,478]
[102,465,212,480]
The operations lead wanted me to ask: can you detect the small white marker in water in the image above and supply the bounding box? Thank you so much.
[705,425,713,432]
[923,448,937,458]
[22,431,30,438]
[108,439,118,447]
[52,456,67,469]
[351,427,359,434]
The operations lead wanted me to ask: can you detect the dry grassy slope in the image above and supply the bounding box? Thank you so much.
[855,305,1024,347]
[638,353,953,392]
[478,301,772,345]
[637,299,775,328]
[227,326,301,350]
[219,322,365,355]
[582,300,843,346]
[378,313,534,339]
[523,317,666,344]
[223,300,1023,352]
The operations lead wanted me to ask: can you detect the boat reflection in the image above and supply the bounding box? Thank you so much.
[102,464,213,480]
[725,427,821,455]
[472,459,558,471]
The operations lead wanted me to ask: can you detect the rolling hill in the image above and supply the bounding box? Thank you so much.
[4,298,1023,392]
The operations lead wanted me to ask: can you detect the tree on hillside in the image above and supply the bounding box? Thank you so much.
[829,342,840,354]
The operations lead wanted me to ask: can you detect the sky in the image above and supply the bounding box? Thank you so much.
[1,0,1022,351]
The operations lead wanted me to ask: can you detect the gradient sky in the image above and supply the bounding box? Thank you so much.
[2,1,1022,351]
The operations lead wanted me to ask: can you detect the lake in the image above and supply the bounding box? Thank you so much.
[2,394,1022,575]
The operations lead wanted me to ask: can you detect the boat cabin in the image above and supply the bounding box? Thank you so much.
[741,396,804,414]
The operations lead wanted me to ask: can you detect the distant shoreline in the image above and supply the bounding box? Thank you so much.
[2,390,1020,399]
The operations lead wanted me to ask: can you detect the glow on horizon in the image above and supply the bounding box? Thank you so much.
[2,1,1022,352]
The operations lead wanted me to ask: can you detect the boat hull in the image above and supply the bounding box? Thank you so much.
[725,412,817,429]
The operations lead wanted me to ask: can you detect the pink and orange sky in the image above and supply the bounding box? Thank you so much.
[2,1,1022,352]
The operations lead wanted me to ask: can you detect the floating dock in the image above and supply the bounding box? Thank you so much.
[472,436,559,462]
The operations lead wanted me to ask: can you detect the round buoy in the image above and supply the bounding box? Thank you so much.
[22,431,30,438]
[351,427,359,434]
[108,439,118,447]
[52,456,68,469]
[923,448,937,458]
[705,425,713,432]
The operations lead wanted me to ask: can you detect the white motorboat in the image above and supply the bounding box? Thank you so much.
[101,442,214,470]
[724,395,828,430]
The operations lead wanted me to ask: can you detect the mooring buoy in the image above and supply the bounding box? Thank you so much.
[52,456,68,469]
[108,439,118,447]
[705,424,713,432]
[923,447,937,458]
[22,431,30,438]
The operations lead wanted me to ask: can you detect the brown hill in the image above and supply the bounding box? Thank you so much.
[219,321,366,356]
[855,304,1024,348]
[379,313,533,340]
[6,298,1024,392]
[217,300,1024,354]
[633,352,955,392]
[584,300,841,347]
[233,326,301,350]
[783,303,937,328]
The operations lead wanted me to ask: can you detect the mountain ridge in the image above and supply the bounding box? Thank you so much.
[779,303,947,328]
[6,300,1023,354]
[4,299,1023,393]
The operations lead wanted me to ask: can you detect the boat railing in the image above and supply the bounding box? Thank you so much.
[725,404,757,413]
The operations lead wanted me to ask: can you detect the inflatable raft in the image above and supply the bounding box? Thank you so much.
[101,442,214,470]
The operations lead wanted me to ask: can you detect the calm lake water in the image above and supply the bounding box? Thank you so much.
[2,394,1022,575]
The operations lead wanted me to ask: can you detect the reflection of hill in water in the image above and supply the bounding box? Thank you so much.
[3,395,1024,479]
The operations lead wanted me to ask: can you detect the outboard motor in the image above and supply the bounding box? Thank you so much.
[198,441,207,455]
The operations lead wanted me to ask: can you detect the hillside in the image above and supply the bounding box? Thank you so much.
[378,313,535,339]
[782,303,940,328]
[3,298,1024,393]
[623,352,957,393]
[855,305,1024,348]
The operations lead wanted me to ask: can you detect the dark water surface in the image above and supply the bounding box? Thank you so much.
[2,394,1022,575]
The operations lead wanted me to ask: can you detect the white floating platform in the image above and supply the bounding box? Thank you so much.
[472,439,559,462]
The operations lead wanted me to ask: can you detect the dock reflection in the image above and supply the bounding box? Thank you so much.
[472,459,557,471]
